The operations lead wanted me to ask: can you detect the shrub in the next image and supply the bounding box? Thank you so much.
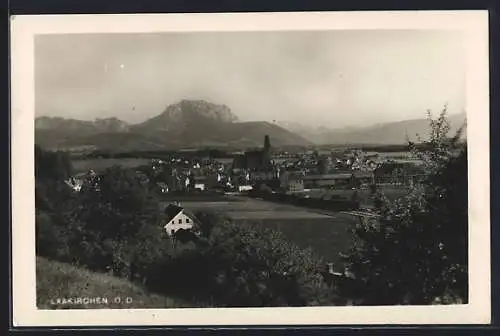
[53,166,165,280]
[339,107,468,305]
[34,147,338,307]
[149,215,337,307]
[35,210,60,258]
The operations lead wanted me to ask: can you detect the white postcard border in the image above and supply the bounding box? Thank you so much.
[10,11,491,326]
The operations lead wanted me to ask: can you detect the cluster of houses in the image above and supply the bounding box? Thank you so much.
[62,136,428,237]
[226,137,426,194]
[55,138,435,288]
[64,135,427,195]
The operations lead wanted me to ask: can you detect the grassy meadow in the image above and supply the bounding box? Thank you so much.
[240,215,360,269]
[176,196,360,269]
[303,187,409,208]
[36,257,203,309]
[166,189,409,268]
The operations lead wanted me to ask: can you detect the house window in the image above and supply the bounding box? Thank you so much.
[171,220,174,224]
[178,219,182,224]
[186,218,190,223]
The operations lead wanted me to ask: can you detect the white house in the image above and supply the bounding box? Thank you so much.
[64,177,83,192]
[238,185,253,192]
[194,183,205,191]
[157,182,169,193]
[163,203,198,236]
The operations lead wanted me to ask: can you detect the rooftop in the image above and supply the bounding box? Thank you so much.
[163,203,201,226]
[303,173,353,180]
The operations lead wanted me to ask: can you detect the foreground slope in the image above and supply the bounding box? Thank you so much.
[36,256,200,309]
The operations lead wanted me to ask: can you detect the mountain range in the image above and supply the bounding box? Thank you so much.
[35,99,467,151]
[277,112,466,145]
[35,100,312,151]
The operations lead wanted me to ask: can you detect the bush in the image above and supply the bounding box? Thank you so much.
[35,178,76,262]
[36,210,60,257]
[35,145,73,181]
[34,146,338,307]
[35,165,167,283]
[339,107,468,305]
[147,216,337,307]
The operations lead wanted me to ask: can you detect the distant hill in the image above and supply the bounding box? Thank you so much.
[35,100,312,151]
[35,116,130,134]
[132,99,238,132]
[36,101,466,150]
[36,256,202,309]
[279,113,467,145]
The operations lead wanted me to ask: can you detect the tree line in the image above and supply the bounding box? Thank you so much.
[35,154,338,306]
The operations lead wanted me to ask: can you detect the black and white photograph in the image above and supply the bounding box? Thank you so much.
[11,11,490,326]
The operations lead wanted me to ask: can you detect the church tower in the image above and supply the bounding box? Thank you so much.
[263,135,272,169]
[264,135,271,153]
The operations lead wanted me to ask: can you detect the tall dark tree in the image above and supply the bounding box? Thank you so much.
[35,145,77,261]
[316,156,329,174]
[66,166,164,280]
[339,107,468,305]
[35,145,73,181]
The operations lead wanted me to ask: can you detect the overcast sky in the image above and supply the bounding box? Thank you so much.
[35,30,465,128]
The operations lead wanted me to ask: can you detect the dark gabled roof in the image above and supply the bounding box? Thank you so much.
[303,173,353,180]
[164,204,183,222]
[194,175,208,182]
[374,162,401,175]
[374,162,425,176]
[354,171,374,178]
[163,203,202,226]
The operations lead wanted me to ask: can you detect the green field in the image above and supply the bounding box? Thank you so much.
[177,196,341,217]
[36,257,202,309]
[72,158,151,173]
[177,196,360,269]
[304,187,409,208]
[158,193,233,203]
[159,191,409,268]
[228,211,332,219]
[240,215,359,269]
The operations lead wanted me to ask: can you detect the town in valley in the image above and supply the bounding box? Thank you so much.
[34,30,468,309]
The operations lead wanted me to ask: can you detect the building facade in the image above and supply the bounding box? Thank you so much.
[163,204,198,236]
[280,171,305,193]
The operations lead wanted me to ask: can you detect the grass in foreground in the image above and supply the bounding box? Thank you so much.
[36,256,204,309]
